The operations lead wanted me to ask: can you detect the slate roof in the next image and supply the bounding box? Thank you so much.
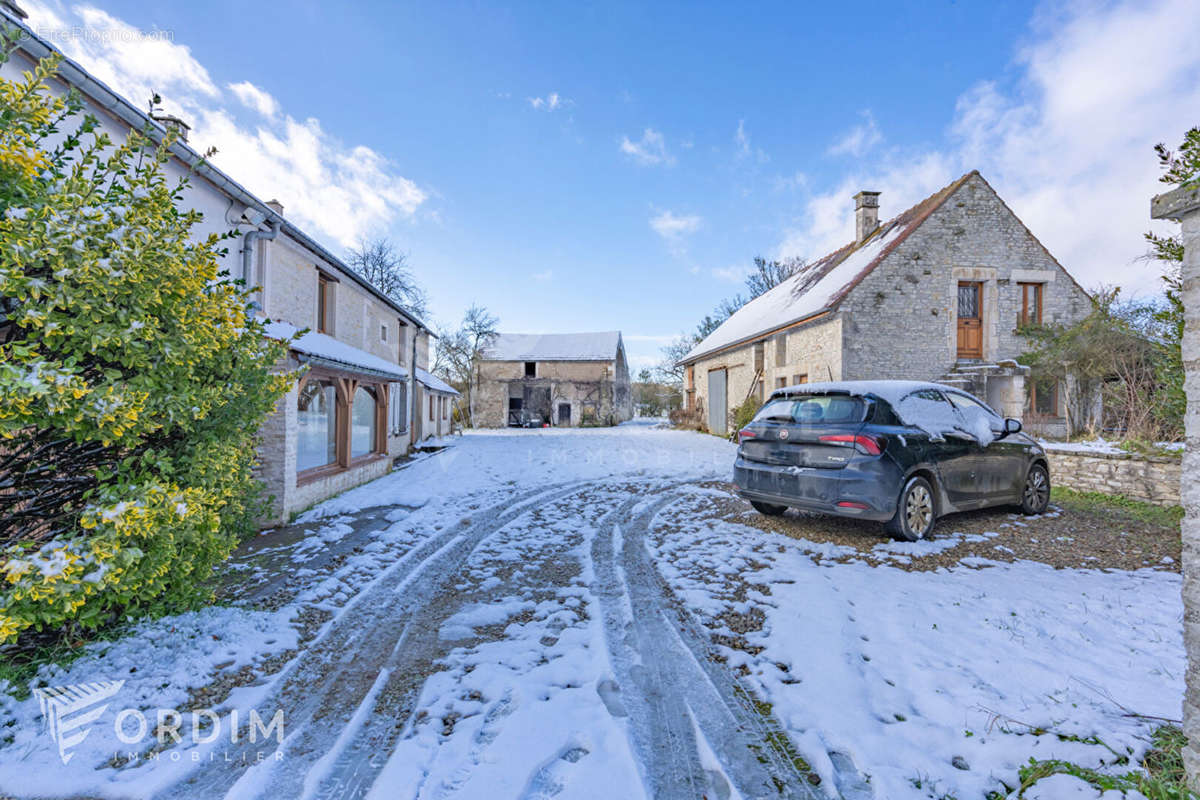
[482,332,623,362]
[683,172,978,363]
[416,367,460,395]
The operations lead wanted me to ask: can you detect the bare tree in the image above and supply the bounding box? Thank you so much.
[346,237,430,321]
[462,303,500,359]
[745,255,805,298]
[656,334,695,385]
[692,256,807,343]
[433,304,499,427]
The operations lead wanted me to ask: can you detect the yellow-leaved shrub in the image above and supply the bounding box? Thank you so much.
[0,39,293,646]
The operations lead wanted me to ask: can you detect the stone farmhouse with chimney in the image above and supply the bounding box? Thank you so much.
[2,9,458,524]
[475,333,633,427]
[680,171,1093,437]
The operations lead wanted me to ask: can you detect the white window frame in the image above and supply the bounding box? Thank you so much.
[388,381,408,434]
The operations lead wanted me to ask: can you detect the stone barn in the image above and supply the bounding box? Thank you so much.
[679,171,1094,437]
[475,332,633,427]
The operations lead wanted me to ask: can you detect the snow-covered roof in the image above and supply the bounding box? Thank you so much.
[262,320,408,380]
[683,173,976,363]
[482,331,623,362]
[416,367,460,396]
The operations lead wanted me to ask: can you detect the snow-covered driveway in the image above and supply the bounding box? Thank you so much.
[0,422,1183,799]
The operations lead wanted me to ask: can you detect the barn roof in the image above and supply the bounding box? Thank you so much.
[482,331,623,362]
[682,172,977,364]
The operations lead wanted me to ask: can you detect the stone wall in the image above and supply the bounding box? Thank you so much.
[840,173,1092,382]
[474,359,626,428]
[1044,448,1182,507]
[262,236,408,365]
[688,316,843,433]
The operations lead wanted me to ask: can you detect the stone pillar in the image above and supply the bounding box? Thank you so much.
[1152,183,1200,786]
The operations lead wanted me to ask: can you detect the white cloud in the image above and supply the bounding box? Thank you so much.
[827,110,882,157]
[650,210,702,240]
[734,119,768,163]
[25,4,216,116]
[531,269,553,281]
[772,170,808,192]
[528,92,569,111]
[778,152,953,262]
[620,128,675,166]
[23,1,426,248]
[711,264,753,283]
[778,0,1200,294]
[228,81,278,117]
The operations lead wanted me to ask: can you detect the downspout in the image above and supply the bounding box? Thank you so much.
[241,221,280,306]
[410,328,419,445]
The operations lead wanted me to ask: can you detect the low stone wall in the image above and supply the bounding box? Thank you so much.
[1045,448,1182,507]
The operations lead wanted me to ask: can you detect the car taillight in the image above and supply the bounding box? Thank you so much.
[738,429,757,444]
[819,433,883,455]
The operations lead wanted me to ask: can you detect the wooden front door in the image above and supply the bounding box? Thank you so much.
[956,281,983,359]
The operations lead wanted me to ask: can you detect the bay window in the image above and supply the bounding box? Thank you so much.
[297,380,337,472]
[296,371,389,483]
[351,386,378,458]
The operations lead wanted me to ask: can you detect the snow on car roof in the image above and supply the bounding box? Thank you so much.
[482,331,622,361]
[771,380,1001,444]
[772,380,964,406]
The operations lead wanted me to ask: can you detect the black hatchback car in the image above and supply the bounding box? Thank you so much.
[733,380,1051,541]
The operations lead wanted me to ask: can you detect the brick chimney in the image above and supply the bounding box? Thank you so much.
[266,199,284,216]
[854,190,880,243]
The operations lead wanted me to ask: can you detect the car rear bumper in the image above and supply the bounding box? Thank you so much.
[732,454,900,522]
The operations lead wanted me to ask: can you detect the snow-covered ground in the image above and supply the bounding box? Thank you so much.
[0,421,1182,799]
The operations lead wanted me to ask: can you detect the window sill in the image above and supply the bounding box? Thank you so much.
[297,453,388,487]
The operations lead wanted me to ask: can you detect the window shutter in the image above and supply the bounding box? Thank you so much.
[389,382,408,433]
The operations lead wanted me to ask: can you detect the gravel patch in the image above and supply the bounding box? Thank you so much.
[699,483,1179,573]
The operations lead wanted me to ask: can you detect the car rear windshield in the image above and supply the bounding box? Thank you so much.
[752,394,867,425]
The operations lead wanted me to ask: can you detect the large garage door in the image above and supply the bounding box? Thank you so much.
[707,368,727,435]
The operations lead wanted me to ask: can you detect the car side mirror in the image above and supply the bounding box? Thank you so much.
[1002,418,1022,436]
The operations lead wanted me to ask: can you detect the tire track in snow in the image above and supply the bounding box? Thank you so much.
[169,481,594,800]
[276,481,630,799]
[592,489,832,800]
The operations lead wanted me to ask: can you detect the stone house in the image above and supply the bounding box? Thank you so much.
[475,333,633,427]
[680,171,1093,436]
[2,10,454,523]
[414,367,459,442]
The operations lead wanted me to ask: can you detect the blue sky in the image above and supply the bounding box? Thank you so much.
[20,0,1200,372]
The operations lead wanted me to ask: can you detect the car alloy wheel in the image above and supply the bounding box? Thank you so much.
[905,483,934,538]
[1022,465,1050,515]
[888,476,936,541]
